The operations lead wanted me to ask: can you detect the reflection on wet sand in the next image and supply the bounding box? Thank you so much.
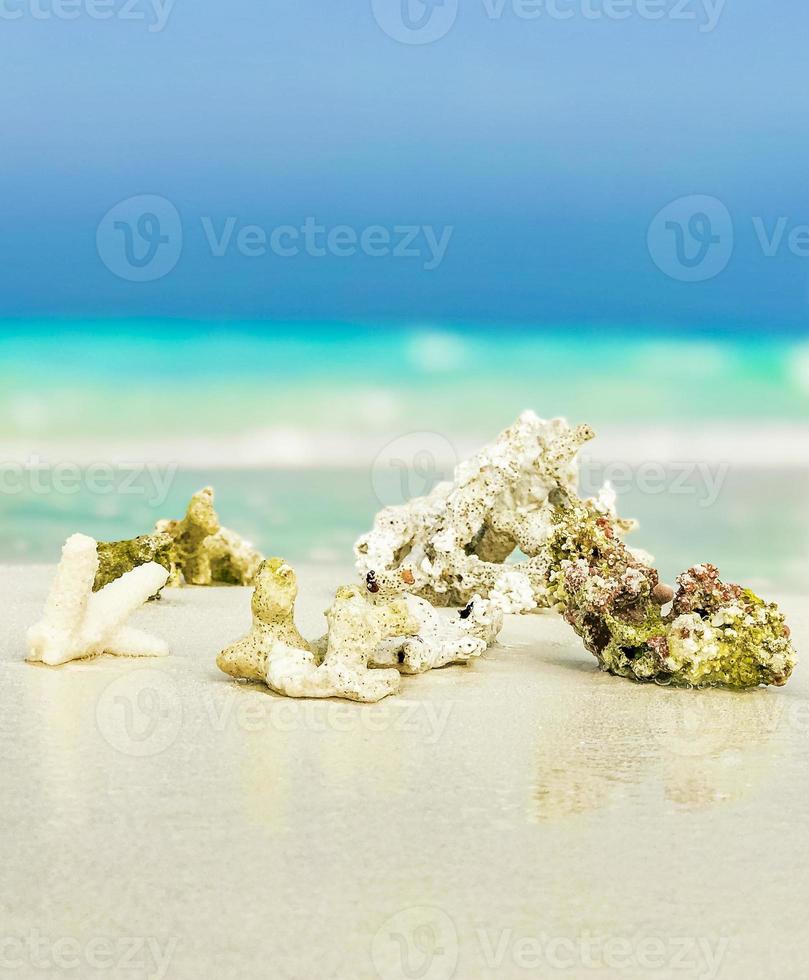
[534,683,787,820]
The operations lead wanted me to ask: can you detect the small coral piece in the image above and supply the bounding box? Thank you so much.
[217,558,314,682]
[219,558,419,702]
[355,411,633,612]
[95,487,263,589]
[543,487,796,689]
[27,534,169,667]
[368,571,503,673]
[155,487,263,586]
[265,585,419,703]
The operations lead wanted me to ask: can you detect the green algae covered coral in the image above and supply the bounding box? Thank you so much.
[155,486,262,586]
[95,532,175,593]
[95,487,263,591]
[544,487,795,690]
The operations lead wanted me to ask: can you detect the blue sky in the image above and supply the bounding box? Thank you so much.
[2,0,808,327]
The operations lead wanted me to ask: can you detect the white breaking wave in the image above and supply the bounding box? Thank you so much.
[0,422,808,469]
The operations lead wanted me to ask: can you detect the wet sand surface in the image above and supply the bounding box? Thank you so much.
[2,565,806,979]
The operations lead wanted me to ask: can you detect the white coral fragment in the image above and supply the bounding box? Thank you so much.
[265,586,419,703]
[490,571,537,615]
[370,592,503,674]
[27,533,169,667]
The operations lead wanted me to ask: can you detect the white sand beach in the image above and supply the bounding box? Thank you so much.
[2,565,807,980]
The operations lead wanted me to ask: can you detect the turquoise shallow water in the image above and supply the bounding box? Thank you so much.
[1,465,806,593]
[1,321,807,589]
[0,321,807,444]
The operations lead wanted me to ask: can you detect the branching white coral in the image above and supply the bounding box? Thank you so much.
[27,534,169,667]
[355,411,633,613]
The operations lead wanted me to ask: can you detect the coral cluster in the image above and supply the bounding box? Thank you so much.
[357,415,796,691]
[218,559,417,701]
[28,414,797,696]
[355,411,634,613]
[217,559,505,701]
[512,484,794,689]
[27,534,169,667]
[95,487,263,591]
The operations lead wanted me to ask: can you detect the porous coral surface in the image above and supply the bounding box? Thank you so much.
[543,487,795,689]
[355,411,632,612]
